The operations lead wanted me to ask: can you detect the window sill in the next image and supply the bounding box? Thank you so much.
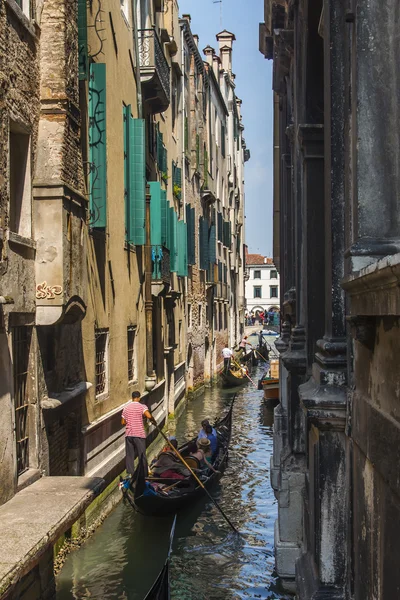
[5,0,39,39]
[128,379,138,387]
[95,390,109,404]
[8,231,36,251]
[17,468,41,492]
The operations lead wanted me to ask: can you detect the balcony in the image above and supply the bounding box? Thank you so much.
[138,28,170,114]
[152,245,170,295]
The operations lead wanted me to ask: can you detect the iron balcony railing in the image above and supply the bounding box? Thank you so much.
[138,28,170,108]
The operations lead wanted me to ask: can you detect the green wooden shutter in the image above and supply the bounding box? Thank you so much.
[221,123,226,157]
[177,220,188,277]
[89,63,107,229]
[223,220,230,247]
[217,212,223,242]
[149,181,162,246]
[78,0,88,80]
[199,217,208,270]
[128,117,146,244]
[186,205,195,265]
[184,117,189,153]
[169,207,177,271]
[161,189,167,246]
[208,223,216,264]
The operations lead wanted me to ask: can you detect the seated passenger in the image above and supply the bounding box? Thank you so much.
[151,437,189,479]
[196,438,220,474]
[197,419,216,440]
[204,424,218,458]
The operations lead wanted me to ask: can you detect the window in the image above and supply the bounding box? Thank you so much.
[219,304,222,331]
[187,303,192,329]
[120,0,129,22]
[270,286,278,298]
[254,270,261,279]
[95,329,109,397]
[198,304,202,327]
[270,270,277,279]
[127,327,136,382]
[15,0,30,17]
[9,125,31,238]
[224,306,228,329]
[12,327,32,476]
[254,286,262,298]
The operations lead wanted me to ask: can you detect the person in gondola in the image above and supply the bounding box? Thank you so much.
[197,418,216,440]
[221,346,233,373]
[151,437,190,479]
[196,438,220,474]
[238,335,252,355]
[204,423,218,459]
[121,391,156,477]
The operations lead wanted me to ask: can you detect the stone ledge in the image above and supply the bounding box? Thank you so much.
[342,252,400,315]
[0,476,104,598]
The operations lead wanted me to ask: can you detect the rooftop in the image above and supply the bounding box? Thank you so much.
[246,254,274,266]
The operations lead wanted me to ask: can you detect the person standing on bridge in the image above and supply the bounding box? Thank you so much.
[121,391,156,477]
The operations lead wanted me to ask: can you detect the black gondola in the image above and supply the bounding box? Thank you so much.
[144,515,176,600]
[220,366,248,388]
[121,399,234,516]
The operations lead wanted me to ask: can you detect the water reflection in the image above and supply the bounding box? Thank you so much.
[57,370,290,600]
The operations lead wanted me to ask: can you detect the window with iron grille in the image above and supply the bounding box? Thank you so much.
[12,326,32,476]
[127,327,136,382]
[95,329,108,397]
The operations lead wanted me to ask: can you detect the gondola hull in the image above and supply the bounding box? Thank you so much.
[220,369,247,388]
[122,401,234,516]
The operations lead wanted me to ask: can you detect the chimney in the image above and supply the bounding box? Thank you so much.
[182,14,191,23]
[193,34,199,47]
[203,45,215,66]
[216,30,236,74]
[212,53,221,79]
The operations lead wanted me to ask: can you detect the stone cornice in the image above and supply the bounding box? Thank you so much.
[342,252,400,315]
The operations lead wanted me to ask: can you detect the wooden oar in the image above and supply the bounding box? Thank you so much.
[152,422,239,534]
[230,358,258,388]
[254,347,269,363]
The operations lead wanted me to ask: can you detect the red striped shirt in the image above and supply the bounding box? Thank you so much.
[122,401,147,438]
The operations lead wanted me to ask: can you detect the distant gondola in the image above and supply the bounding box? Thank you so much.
[144,515,176,600]
[121,399,234,516]
[220,366,248,388]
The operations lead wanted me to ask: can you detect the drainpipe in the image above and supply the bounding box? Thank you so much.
[144,184,156,391]
[131,0,143,119]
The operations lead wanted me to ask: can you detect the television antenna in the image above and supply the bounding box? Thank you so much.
[213,0,222,27]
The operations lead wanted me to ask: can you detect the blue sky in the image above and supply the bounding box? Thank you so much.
[179,0,274,256]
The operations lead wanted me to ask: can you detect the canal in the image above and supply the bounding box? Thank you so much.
[56,364,289,599]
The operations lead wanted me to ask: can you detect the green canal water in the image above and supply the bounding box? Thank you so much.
[56,365,290,599]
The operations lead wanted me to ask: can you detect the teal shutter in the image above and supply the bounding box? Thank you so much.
[223,220,230,247]
[149,181,162,246]
[89,63,107,228]
[186,205,195,265]
[217,212,223,242]
[161,189,167,246]
[123,105,130,241]
[78,0,88,80]
[177,220,188,277]
[208,223,216,264]
[128,117,146,244]
[199,217,209,270]
[169,207,177,271]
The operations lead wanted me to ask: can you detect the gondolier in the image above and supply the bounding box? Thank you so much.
[121,391,156,477]
[221,346,233,373]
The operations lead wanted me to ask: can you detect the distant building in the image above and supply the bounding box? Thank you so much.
[245,253,280,317]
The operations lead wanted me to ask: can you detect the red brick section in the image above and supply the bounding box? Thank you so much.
[245,254,274,265]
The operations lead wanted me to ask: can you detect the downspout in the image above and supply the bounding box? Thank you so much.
[131,0,143,119]
[144,184,156,389]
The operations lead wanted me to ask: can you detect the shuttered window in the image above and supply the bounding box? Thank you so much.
[123,105,146,244]
[221,123,226,157]
[149,181,162,246]
[186,204,195,265]
[223,220,231,248]
[177,220,188,277]
[208,222,216,265]
[217,212,223,243]
[161,189,168,247]
[89,63,107,229]
[199,217,209,270]
[196,134,200,170]
[204,146,208,187]
[173,162,182,200]
[169,206,178,271]
[78,0,88,80]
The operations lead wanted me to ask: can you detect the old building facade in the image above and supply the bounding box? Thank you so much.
[245,253,280,317]
[0,0,247,596]
[260,0,400,598]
